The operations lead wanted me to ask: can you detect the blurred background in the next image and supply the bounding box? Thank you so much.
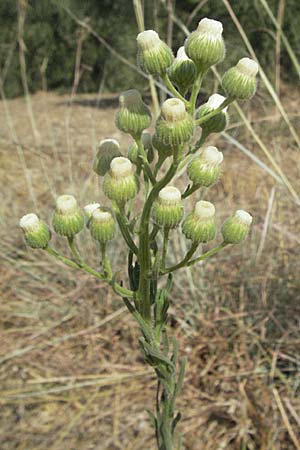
[0,1,300,449]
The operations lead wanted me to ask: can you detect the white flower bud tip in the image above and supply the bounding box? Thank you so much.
[110,156,133,177]
[84,203,101,216]
[137,30,161,51]
[207,93,228,112]
[236,58,259,77]
[201,146,224,165]
[235,210,253,225]
[161,98,186,122]
[159,186,181,204]
[92,209,112,222]
[56,195,78,214]
[19,213,40,232]
[197,18,223,38]
[194,201,215,219]
[176,46,191,61]
[99,138,120,149]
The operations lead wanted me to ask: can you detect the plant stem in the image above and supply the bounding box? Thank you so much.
[162,241,198,274]
[114,203,138,255]
[135,137,156,185]
[194,98,232,126]
[182,183,201,199]
[188,69,203,115]
[161,72,189,106]
[138,150,181,321]
[45,246,133,298]
[161,228,170,271]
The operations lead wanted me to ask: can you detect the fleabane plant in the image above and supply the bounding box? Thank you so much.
[20,17,256,450]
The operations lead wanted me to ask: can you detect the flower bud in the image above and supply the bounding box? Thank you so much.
[152,186,183,229]
[128,132,154,165]
[168,46,196,94]
[154,98,194,151]
[103,157,139,204]
[84,203,101,227]
[222,210,252,244]
[188,146,223,187]
[89,207,116,244]
[19,213,51,249]
[185,18,225,71]
[182,201,216,243]
[115,90,151,139]
[93,139,122,176]
[222,58,259,100]
[196,93,229,135]
[137,30,174,76]
[52,195,84,237]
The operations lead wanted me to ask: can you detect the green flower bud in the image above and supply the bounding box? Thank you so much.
[196,93,229,136]
[154,98,194,151]
[93,139,122,176]
[185,18,225,71]
[137,30,174,76]
[128,132,154,165]
[168,46,196,94]
[19,213,51,249]
[115,89,151,139]
[103,157,139,204]
[222,210,252,244]
[89,207,116,244]
[84,203,101,227]
[188,146,223,187]
[152,186,183,229]
[222,58,259,100]
[53,195,84,237]
[182,201,216,243]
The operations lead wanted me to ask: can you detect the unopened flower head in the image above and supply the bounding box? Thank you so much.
[185,17,225,71]
[20,213,51,249]
[154,99,194,151]
[103,157,139,204]
[222,57,258,100]
[128,132,153,165]
[182,200,216,243]
[89,207,116,244]
[137,29,174,75]
[168,46,196,94]
[188,146,223,187]
[93,139,121,177]
[196,94,229,136]
[152,186,183,229]
[84,203,101,226]
[115,89,151,139]
[53,195,84,237]
[222,209,253,244]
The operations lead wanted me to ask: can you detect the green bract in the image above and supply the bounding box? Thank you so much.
[93,139,122,176]
[20,213,51,249]
[168,46,196,94]
[182,201,216,243]
[152,186,183,229]
[222,210,253,244]
[89,208,116,244]
[115,89,151,139]
[103,157,139,204]
[53,195,84,237]
[222,57,258,100]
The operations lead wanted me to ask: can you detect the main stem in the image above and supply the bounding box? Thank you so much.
[138,150,181,321]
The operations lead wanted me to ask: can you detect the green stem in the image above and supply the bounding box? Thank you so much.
[100,242,113,278]
[136,137,156,185]
[114,204,138,255]
[67,235,83,264]
[188,70,204,115]
[162,242,198,275]
[45,246,133,298]
[186,241,229,267]
[194,98,233,127]
[150,223,160,243]
[154,153,167,177]
[161,72,189,106]
[161,228,170,271]
[138,150,181,321]
[182,183,201,199]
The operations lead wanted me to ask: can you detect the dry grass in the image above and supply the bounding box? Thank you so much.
[0,84,300,450]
